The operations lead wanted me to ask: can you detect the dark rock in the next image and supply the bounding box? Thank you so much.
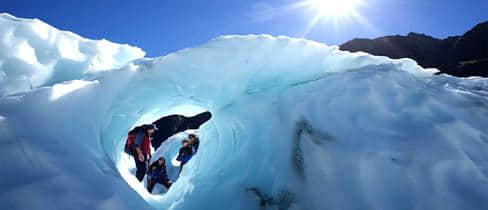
[340,21,488,77]
[151,111,212,150]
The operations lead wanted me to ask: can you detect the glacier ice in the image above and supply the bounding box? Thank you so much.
[0,14,488,210]
[0,13,145,96]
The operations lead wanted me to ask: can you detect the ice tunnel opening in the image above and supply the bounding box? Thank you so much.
[114,104,213,203]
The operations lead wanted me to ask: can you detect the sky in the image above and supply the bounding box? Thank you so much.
[1,0,487,57]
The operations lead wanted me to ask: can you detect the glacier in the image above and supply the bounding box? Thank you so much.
[0,13,145,96]
[1,14,488,210]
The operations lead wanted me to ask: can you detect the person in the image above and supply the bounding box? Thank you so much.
[188,134,200,156]
[133,124,156,181]
[147,157,172,193]
[176,139,193,174]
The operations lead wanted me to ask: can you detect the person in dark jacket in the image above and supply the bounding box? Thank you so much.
[147,157,172,193]
[176,139,193,174]
[133,124,156,182]
[188,134,200,156]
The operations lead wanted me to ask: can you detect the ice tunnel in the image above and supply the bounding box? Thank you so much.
[1,14,488,210]
[116,107,212,197]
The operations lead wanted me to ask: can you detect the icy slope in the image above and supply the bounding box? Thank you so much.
[0,13,145,96]
[1,14,488,210]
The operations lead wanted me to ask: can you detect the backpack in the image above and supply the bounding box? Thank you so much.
[124,127,140,155]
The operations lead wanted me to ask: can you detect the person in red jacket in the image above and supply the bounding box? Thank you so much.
[133,124,156,181]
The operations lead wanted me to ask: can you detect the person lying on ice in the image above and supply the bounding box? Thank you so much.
[147,157,172,193]
[176,139,193,174]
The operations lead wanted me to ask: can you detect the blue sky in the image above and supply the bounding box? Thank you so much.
[1,0,487,57]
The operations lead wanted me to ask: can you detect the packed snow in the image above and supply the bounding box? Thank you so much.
[0,13,145,96]
[0,14,487,210]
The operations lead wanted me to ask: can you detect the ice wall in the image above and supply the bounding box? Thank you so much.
[0,13,145,96]
[1,14,488,210]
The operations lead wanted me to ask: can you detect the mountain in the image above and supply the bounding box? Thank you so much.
[340,22,488,77]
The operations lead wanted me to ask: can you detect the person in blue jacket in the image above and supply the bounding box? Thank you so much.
[147,157,172,193]
[176,139,193,174]
[188,134,200,156]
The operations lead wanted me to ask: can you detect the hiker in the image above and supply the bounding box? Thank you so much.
[126,124,156,181]
[176,139,193,174]
[147,157,172,193]
[188,134,200,156]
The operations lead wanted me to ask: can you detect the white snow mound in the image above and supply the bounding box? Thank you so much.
[0,13,145,96]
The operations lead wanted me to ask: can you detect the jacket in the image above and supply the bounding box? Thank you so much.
[177,146,192,164]
[148,161,169,180]
[134,131,151,156]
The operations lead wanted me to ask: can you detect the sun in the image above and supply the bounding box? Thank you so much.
[254,0,369,36]
[297,0,367,36]
[306,0,363,18]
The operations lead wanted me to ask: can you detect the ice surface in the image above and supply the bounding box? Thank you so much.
[0,13,145,96]
[1,14,488,210]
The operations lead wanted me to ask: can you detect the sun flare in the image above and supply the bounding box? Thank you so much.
[297,0,368,36]
[307,0,362,18]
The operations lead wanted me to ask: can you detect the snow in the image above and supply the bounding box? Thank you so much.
[1,14,488,210]
[0,13,145,96]
[50,80,97,100]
